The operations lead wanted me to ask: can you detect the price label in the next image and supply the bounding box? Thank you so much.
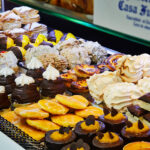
[94,0,150,41]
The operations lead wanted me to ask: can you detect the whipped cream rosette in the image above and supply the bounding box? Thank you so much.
[87,71,121,103]
[103,82,143,111]
[116,55,144,83]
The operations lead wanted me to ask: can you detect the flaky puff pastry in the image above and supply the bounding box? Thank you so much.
[13,6,40,24]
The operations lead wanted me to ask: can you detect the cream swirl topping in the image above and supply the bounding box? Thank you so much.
[27,57,43,69]
[15,74,35,86]
[103,82,142,111]
[87,71,121,103]
[0,66,14,77]
[116,55,144,83]
[42,65,60,80]
[0,86,5,93]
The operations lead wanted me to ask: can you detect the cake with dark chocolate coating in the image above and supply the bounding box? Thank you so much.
[12,74,40,104]
[40,65,66,98]
[0,86,10,109]
[26,57,44,86]
[0,67,15,94]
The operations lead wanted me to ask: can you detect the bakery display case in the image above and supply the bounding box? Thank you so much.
[1,1,150,150]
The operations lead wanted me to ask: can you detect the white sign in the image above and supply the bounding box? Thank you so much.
[94,0,150,41]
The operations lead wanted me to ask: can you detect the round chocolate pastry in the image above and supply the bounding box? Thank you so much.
[0,86,10,109]
[24,43,35,50]
[45,127,76,150]
[7,46,26,60]
[0,67,16,94]
[61,139,90,150]
[26,57,45,86]
[0,37,14,50]
[99,107,127,133]
[40,65,66,98]
[12,74,40,104]
[60,33,76,41]
[92,131,124,150]
[75,115,105,144]
[48,29,63,43]
[121,120,150,142]
[14,35,30,48]
[123,141,150,150]
[30,33,47,46]
[39,41,54,47]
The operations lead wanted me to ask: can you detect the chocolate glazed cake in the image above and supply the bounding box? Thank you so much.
[0,86,10,109]
[12,74,40,104]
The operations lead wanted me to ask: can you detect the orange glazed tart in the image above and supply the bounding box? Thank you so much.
[26,119,60,132]
[123,141,150,150]
[70,79,89,93]
[45,127,76,150]
[92,131,124,150]
[99,107,127,133]
[74,64,100,78]
[55,95,89,109]
[51,114,83,127]
[75,106,104,119]
[75,115,105,145]
[121,120,150,142]
[38,99,69,115]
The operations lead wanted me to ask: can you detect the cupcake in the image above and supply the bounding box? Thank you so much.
[45,127,76,150]
[12,74,40,104]
[75,115,105,144]
[121,120,150,142]
[0,86,10,109]
[26,57,44,86]
[61,139,90,150]
[40,65,66,98]
[99,107,127,133]
[92,131,124,150]
[0,67,16,94]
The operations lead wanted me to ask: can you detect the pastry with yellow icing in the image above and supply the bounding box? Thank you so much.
[51,114,83,127]
[55,94,89,109]
[45,127,76,150]
[92,131,123,150]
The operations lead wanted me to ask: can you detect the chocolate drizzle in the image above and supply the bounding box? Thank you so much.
[111,107,118,117]
[103,107,110,116]
[138,120,144,129]
[85,115,95,126]
[59,126,71,134]
[126,121,133,128]
[108,132,114,139]
[97,132,104,139]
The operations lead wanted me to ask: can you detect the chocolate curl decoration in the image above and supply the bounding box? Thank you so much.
[138,120,144,129]
[70,143,77,150]
[70,139,83,150]
[85,115,95,126]
[126,121,133,128]
[103,107,110,116]
[108,132,114,139]
[97,132,104,139]
[59,126,71,134]
[111,107,118,117]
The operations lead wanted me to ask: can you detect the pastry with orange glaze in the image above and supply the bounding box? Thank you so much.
[26,119,60,132]
[51,114,83,127]
[92,131,124,150]
[75,115,105,144]
[14,106,49,119]
[123,141,150,150]
[74,64,100,78]
[55,94,89,109]
[45,127,76,150]
[38,99,69,115]
[106,53,124,71]
[60,72,77,89]
[97,64,112,73]
[61,139,90,150]
[121,120,150,142]
[75,106,103,118]
[70,79,89,93]
[2,111,45,140]
[99,107,127,133]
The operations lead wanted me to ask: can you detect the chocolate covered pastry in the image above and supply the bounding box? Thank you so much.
[0,36,14,50]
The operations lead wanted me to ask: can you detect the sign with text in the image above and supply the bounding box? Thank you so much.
[94,0,150,41]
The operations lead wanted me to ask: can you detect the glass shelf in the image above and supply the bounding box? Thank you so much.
[8,0,150,47]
